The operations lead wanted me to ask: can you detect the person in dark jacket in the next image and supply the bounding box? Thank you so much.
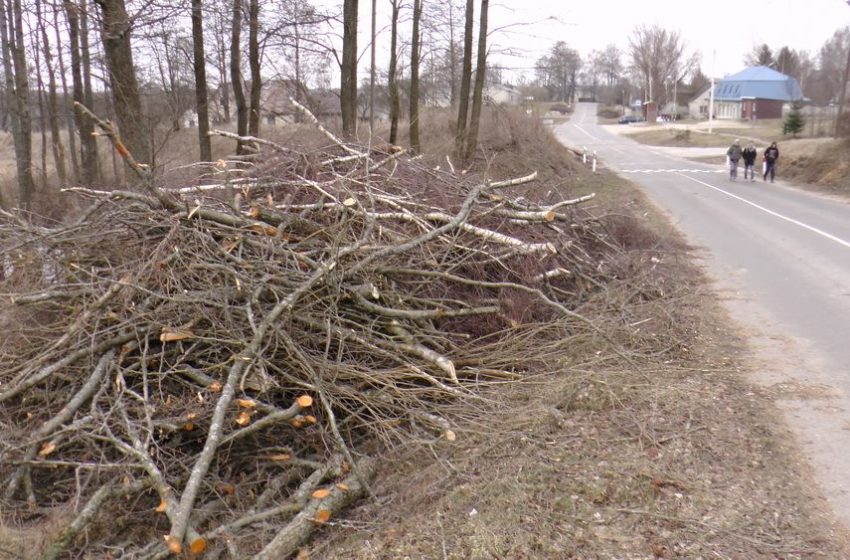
[742,143,758,182]
[726,139,743,181]
[763,142,779,183]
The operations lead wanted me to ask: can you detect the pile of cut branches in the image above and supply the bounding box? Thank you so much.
[0,112,642,558]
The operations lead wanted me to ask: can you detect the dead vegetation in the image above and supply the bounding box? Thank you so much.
[0,105,656,559]
[1,106,848,559]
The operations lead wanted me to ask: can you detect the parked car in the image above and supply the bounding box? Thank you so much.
[617,115,641,124]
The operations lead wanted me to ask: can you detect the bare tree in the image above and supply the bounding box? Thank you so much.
[231,0,249,153]
[38,1,68,186]
[463,0,487,163]
[192,0,212,161]
[388,0,400,144]
[408,0,422,152]
[341,0,358,138]
[65,0,99,185]
[0,0,35,209]
[454,0,473,162]
[248,0,261,136]
[628,25,693,108]
[94,0,152,172]
[53,4,80,182]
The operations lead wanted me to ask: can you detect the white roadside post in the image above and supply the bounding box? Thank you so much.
[592,151,597,172]
[582,147,587,164]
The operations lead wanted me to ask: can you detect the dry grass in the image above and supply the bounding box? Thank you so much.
[2,108,849,558]
[304,124,850,558]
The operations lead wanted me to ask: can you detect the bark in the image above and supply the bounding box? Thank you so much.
[454,0,473,163]
[368,0,376,133]
[55,3,80,181]
[835,41,850,138]
[464,0,487,163]
[247,0,261,136]
[34,35,48,182]
[1,0,35,209]
[39,3,68,185]
[252,458,376,560]
[64,0,98,185]
[340,0,358,139]
[408,0,422,153]
[387,0,400,144]
[191,0,212,161]
[94,0,150,175]
[231,0,249,154]
[448,1,458,107]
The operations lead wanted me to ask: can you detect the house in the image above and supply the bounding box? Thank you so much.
[688,85,713,119]
[484,83,523,105]
[260,79,340,125]
[708,66,803,120]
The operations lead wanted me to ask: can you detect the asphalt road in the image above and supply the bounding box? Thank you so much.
[556,102,850,526]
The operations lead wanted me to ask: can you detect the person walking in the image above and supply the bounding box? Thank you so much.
[727,139,743,181]
[763,142,779,183]
[742,143,758,182]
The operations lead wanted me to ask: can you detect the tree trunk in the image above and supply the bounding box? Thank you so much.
[53,4,79,182]
[231,0,249,153]
[1,0,35,209]
[34,33,49,184]
[39,2,68,186]
[247,0,261,136]
[408,0,422,153]
[340,0,358,139]
[94,0,151,176]
[464,0,487,163]
[368,0,376,134]
[64,0,99,185]
[454,0,473,163]
[388,0,400,144]
[191,0,212,161]
[448,1,458,107]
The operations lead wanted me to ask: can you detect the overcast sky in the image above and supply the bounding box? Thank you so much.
[486,0,850,80]
[324,0,850,82]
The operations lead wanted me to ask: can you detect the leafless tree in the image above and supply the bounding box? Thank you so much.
[248,0,261,136]
[37,1,68,186]
[192,0,212,161]
[0,0,34,209]
[463,0,487,163]
[341,0,358,138]
[388,0,400,144]
[94,0,152,172]
[408,0,422,152]
[454,0,473,162]
[628,25,694,108]
[65,0,100,185]
[231,0,249,153]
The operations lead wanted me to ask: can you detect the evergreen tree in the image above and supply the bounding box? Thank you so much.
[783,103,804,137]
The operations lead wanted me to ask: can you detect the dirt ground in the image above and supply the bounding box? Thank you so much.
[2,109,848,559]
[307,162,850,559]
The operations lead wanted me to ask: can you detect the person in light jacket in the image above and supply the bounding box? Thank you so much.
[742,143,758,182]
[763,142,779,183]
[726,139,743,181]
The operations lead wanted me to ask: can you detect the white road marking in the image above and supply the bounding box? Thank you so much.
[572,124,598,141]
[620,169,724,174]
[676,172,850,251]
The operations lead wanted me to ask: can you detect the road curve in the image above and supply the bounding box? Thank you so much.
[556,102,850,526]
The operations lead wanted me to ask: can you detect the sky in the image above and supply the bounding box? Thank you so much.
[486,0,850,81]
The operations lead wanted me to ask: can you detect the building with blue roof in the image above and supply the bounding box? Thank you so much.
[693,66,803,120]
